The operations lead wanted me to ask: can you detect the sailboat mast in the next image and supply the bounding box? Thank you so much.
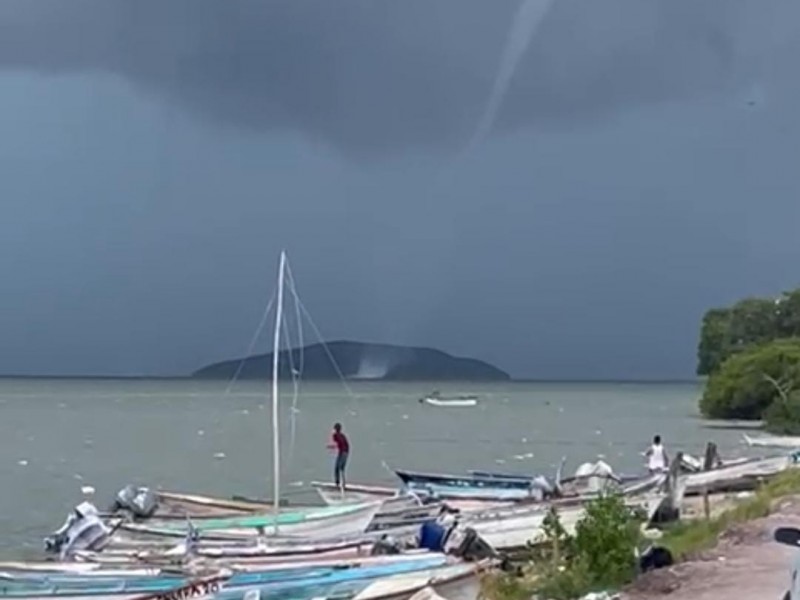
[271,250,287,530]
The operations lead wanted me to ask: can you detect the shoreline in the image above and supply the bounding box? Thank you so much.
[481,472,800,600]
[623,495,800,599]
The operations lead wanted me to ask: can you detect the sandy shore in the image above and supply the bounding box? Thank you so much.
[622,497,800,600]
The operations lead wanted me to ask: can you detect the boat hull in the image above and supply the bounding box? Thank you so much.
[744,434,800,449]
[311,483,511,512]
[683,454,797,496]
[0,556,457,600]
[422,398,477,408]
[119,502,382,541]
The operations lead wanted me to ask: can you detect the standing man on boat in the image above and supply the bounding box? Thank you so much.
[644,434,669,474]
[328,422,350,489]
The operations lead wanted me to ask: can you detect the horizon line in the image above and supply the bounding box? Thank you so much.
[0,374,702,384]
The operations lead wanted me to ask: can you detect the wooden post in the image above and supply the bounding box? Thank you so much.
[702,442,717,520]
[664,451,683,521]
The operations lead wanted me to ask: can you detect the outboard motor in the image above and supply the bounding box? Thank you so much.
[575,460,617,493]
[44,501,111,560]
[370,534,403,556]
[112,484,158,519]
[443,525,499,561]
[529,475,556,500]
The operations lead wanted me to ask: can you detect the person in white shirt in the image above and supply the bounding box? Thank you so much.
[645,435,669,474]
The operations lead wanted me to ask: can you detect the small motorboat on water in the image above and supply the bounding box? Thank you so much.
[743,433,800,449]
[418,391,478,408]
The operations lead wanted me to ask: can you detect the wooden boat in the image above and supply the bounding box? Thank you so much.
[117,501,383,541]
[393,470,539,502]
[310,483,511,513]
[210,562,486,600]
[469,469,639,486]
[348,562,485,600]
[0,554,456,600]
[743,433,800,449]
[149,490,440,533]
[441,488,671,551]
[683,453,797,496]
[392,460,653,504]
[2,553,452,578]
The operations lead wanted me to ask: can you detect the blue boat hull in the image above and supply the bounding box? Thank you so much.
[394,469,538,501]
[0,556,449,598]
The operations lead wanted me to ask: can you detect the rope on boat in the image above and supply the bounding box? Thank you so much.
[283,262,305,473]
[221,289,277,399]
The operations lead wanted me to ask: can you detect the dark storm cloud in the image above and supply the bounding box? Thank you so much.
[0,0,795,157]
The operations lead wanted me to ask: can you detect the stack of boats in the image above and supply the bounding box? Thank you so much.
[6,254,800,600]
[6,443,800,600]
[0,457,684,600]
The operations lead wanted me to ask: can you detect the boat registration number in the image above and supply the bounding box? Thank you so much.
[145,579,223,600]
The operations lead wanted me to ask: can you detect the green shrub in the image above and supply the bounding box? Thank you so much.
[696,289,800,375]
[699,338,800,420]
[532,494,640,600]
[764,390,800,434]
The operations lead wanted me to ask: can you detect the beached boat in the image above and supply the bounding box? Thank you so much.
[437,486,671,551]
[154,489,439,531]
[117,501,383,541]
[0,554,456,600]
[310,484,508,513]
[211,562,486,600]
[743,433,800,449]
[311,485,420,509]
[3,560,483,600]
[394,462,611,503]
[347,562,484,600]
[2,553,453,578]
[393,470,541,502]
[683,453,798,496]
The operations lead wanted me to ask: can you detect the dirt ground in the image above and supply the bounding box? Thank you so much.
[622,497,800,600]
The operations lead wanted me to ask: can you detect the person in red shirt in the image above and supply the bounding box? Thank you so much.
[327,422,350,489]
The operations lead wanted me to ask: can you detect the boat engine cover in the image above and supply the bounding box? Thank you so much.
[445,526,498,561]
[113,484,159,518]
[371,535,402,555]
[44,501,111,559]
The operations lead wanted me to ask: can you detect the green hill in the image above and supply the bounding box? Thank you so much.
[193,340,510,381]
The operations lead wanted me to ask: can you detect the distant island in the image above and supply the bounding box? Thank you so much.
[193,340,511,381]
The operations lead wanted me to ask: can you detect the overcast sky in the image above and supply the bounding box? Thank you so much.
[0,0,798,379]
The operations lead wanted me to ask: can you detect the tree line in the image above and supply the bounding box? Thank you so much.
[698,288,800,433]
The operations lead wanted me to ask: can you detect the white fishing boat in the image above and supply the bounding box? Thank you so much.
[310,482,511,513]
[154,488,438,531]
[312,483,411,507]
[422,397,477,408]
[743,433,800,449]
[683,453,797,495]
[419,391,478,408]
[117,500,382,541]
[350,561,485,600]
[444,490,669,550]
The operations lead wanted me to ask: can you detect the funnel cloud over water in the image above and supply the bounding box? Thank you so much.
[464,0,555,154]
[0,1,799,380]
[0,0,795,157]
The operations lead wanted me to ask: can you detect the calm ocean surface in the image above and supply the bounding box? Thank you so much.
[0,378,759,557]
